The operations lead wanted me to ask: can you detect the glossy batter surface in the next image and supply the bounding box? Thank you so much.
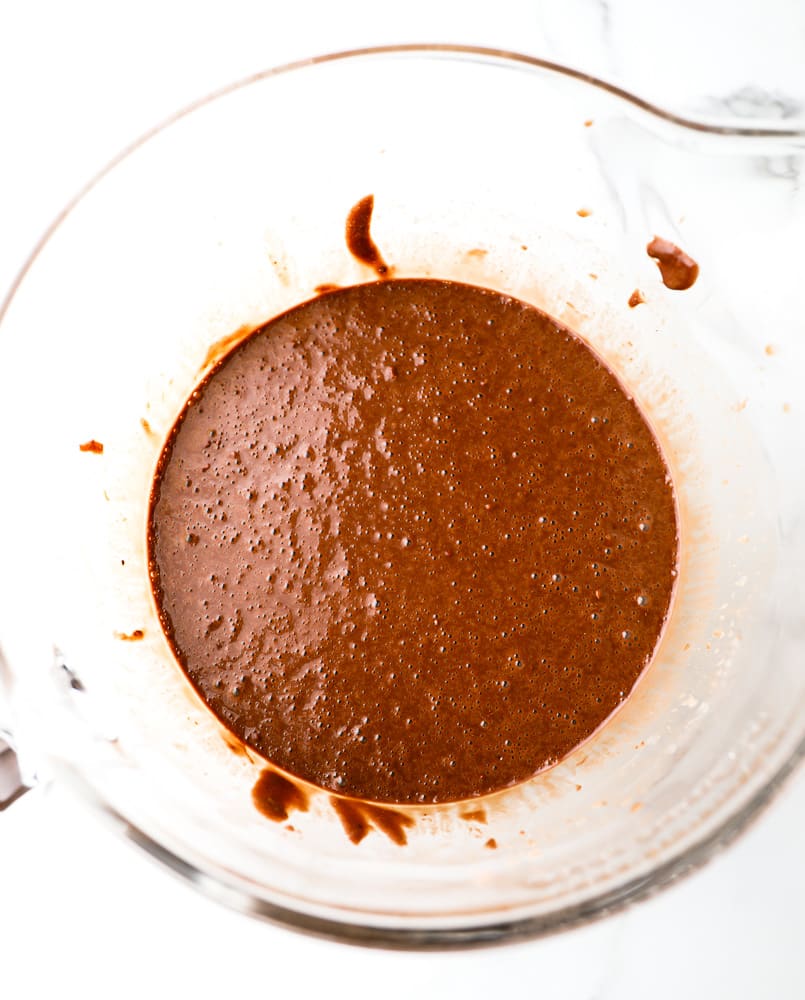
[149,279,678,804]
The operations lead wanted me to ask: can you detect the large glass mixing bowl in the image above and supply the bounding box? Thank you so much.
[0,46,803,947]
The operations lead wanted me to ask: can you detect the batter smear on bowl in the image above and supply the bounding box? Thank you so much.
[148,279,678,805]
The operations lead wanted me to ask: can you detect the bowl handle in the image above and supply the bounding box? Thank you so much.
[0,647,31,810]
[0,738,27,810]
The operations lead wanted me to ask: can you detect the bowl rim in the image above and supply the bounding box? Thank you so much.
[2,43,803,949]
[3,42,804,328]
[61,740,803,949]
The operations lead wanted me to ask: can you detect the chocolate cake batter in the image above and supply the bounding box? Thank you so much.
[149,279,678,804]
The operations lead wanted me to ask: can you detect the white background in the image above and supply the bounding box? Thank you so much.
[1,3,804,997]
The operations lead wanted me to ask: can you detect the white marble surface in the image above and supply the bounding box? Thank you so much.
[1,3,804,997]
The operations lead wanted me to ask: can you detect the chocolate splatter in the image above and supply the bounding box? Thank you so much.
[252,769,308,821]
[647,236,699,291]
[115,629,145,641]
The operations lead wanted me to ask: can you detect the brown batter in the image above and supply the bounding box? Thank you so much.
[346,195,389,278]
[647,236,699,291]
[149,279,678,805]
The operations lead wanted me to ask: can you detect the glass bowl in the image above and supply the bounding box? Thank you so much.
[0,46,803,948]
